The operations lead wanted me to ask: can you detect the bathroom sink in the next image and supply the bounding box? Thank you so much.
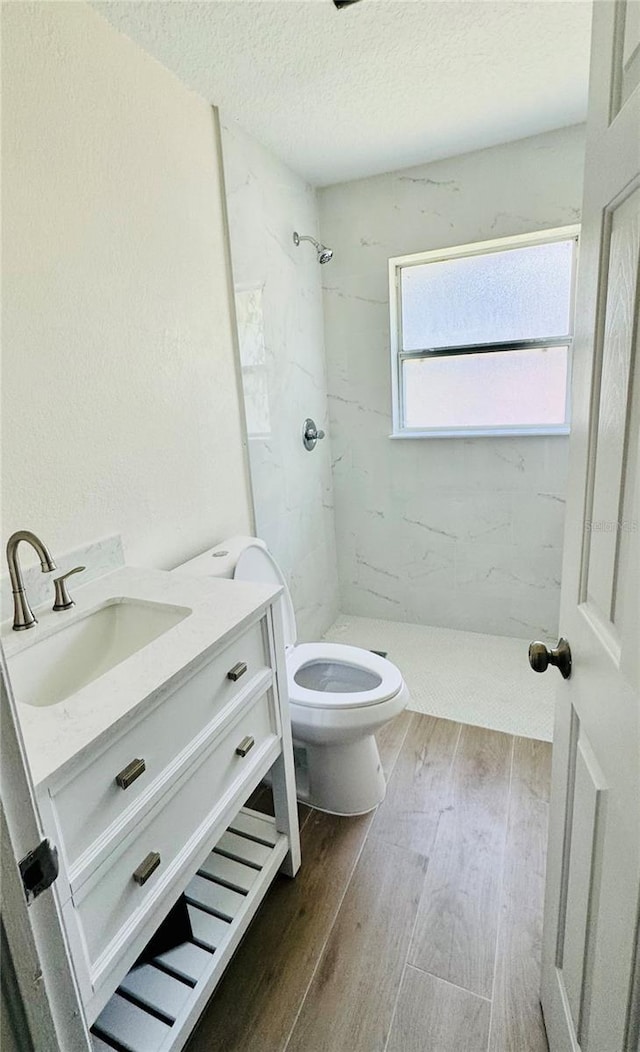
[9,598,191,708]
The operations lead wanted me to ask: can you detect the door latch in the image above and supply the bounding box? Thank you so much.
[19,839,59,905]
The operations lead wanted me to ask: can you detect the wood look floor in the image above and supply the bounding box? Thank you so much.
[187,713,552,1052]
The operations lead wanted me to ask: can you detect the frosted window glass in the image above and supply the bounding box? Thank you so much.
[402,346,569,430]
[401,240,574,350]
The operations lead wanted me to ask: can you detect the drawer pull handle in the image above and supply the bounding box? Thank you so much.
[115,758,146,790]
[133,852,161,886]
[235,735,255,758]
[227,661,248,682]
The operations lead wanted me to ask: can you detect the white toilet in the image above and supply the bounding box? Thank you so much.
[174,536,409,815]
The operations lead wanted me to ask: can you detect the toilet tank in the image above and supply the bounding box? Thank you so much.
[173,536,298,647]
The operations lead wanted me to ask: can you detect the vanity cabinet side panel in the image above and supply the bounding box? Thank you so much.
[267,598,301,877]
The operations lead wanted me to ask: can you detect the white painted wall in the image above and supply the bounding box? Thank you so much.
[319,126,586,639]
[220,122,339,640]
[1,3,252,573]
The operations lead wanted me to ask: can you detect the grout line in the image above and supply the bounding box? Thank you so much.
[383,709,414,784]
[281,812,375,1051]
[382,847,435,1052]
[282,710,413,1049]
[382,961,410,1052]
[451,720,464,767]
[382,719,463,1051]
[487,734,516,1052]
[382,720,446,1052]
[298,806,314,833]
[405,719,462,968]
[405,962,493,1003]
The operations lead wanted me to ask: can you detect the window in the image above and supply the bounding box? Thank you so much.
[389,227,579,438]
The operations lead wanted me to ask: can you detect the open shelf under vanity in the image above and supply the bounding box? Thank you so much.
[91,807,288,1052]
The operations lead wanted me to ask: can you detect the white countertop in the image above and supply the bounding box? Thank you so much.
[3,566,280,788]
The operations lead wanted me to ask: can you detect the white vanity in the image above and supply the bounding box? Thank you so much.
[4,564,301,1052]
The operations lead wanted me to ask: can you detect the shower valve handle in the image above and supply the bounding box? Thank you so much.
[303,418,325,451]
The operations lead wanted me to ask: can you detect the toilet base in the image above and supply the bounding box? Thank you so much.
[295,735,387,816]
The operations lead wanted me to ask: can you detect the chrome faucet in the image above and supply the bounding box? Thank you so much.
[6,531,57,631]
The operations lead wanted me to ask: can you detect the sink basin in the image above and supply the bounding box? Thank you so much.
[8,598,191,708]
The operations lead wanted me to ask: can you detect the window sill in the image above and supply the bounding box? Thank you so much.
[389,426,571,440]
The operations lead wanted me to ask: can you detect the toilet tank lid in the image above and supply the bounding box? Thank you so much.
[173,536,297,648]
[172,536,251,580]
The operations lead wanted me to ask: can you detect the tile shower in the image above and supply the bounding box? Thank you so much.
[319,125,585,643]
[222,121,587,739]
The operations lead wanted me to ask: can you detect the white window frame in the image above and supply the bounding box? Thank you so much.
[389,225,580,439]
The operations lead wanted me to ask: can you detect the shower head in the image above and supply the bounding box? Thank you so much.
[293,231,333,264]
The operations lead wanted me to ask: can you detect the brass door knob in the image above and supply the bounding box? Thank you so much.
[528,638,572,679]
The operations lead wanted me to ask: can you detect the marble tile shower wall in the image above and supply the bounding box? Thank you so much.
[318,126,586,640]
[221,121,339,640]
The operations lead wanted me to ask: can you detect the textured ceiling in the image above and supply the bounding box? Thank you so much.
[95,0,592,186]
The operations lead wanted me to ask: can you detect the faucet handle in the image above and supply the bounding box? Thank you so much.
[52,566,86,611]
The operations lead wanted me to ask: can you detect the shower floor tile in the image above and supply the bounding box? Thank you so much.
[323,615,555,741]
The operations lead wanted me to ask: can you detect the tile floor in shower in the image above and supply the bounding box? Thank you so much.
[188,712,552,1052]
[324,614,555,742]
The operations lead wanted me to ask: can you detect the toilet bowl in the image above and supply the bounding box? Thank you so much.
[174,537,409,815]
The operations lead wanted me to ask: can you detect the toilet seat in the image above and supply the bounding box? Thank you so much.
[173,536,410,814]
[286,642,403,709]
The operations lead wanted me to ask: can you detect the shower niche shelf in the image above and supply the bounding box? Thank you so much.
[91,807,288,1052]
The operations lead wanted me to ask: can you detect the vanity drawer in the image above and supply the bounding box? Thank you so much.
[49,619,269,873]
[70,687,278,991]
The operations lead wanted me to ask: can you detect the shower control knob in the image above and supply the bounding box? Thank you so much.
[528,638,572,679]
[303,418,325,451]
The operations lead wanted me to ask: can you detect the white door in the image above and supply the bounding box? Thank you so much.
[0,645,92,1052]
[540,2,640,1051]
